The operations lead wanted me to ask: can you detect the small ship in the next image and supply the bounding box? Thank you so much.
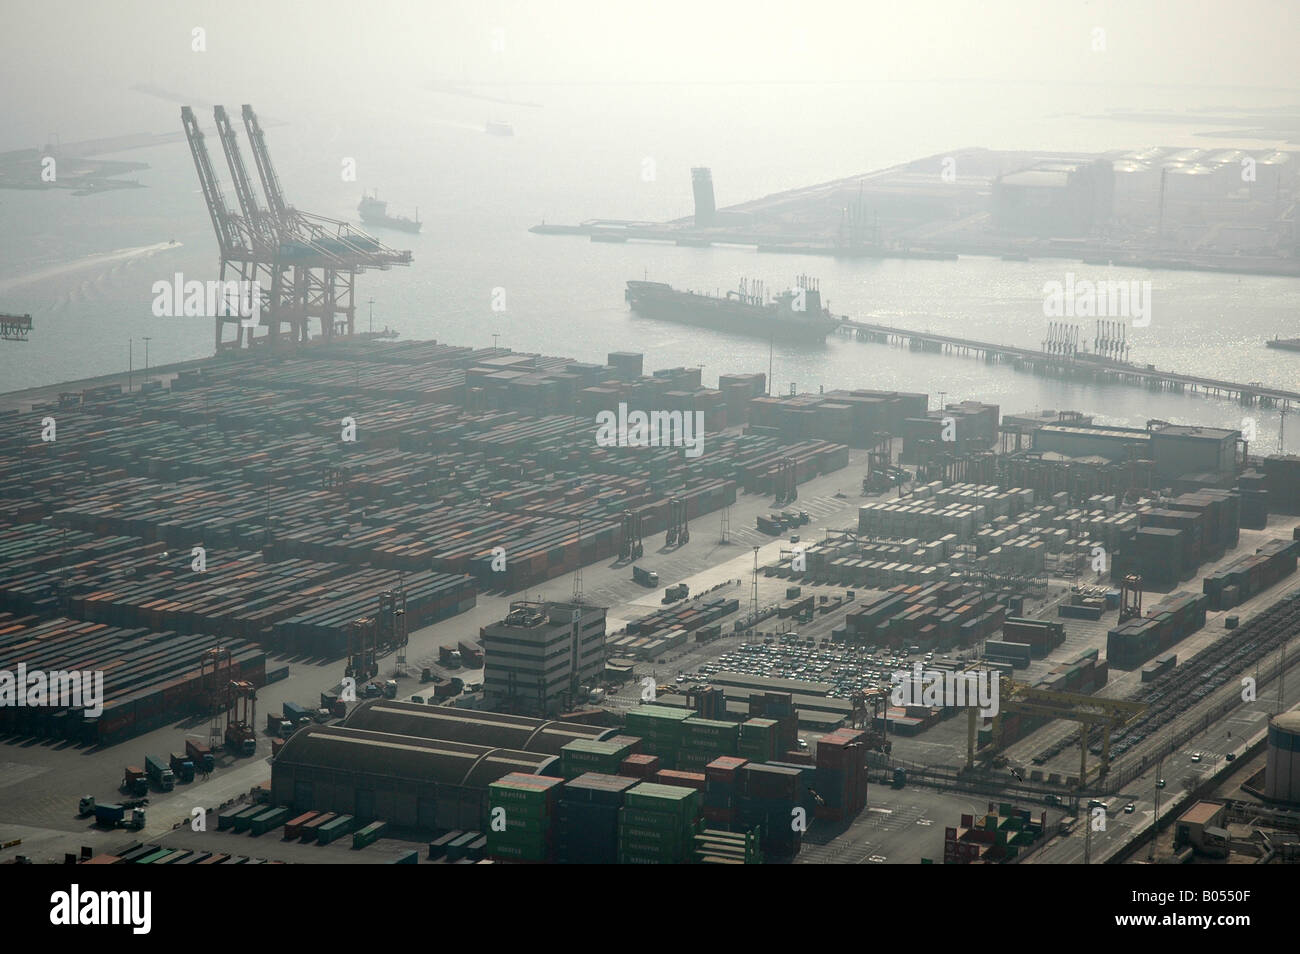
[625,276,839,341]
[485,120,514,136]
[357,192,421,233]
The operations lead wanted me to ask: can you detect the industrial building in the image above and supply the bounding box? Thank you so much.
[342,699,618,754]
[991,158,1114,236]
[270,724,558,830]
[1174,801,1229,858]
[1265,706,1300,804]
[481,600,608,716]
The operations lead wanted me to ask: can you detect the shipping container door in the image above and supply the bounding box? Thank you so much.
[294,780,314,810]
[355,788,375,822]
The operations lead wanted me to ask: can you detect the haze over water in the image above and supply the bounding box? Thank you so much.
[2,1,1297,451]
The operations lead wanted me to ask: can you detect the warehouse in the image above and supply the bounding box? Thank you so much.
[1149,424,1242,480]
[270,724,558,830]
[1033,422,1151,461]
[342,699,618,754]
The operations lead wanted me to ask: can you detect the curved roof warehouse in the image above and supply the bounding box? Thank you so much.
[342,699,617,754]
[271,724,560,830]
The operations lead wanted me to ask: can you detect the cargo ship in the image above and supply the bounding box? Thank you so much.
[1265,336,1300,353]
[625,276,839,341]
[357,193,421,233]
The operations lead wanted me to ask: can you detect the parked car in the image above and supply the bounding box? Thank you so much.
[1124,803,1136,814]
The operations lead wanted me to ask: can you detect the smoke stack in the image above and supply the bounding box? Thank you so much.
[691,167,716,227]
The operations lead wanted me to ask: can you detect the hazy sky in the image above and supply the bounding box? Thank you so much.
[2,0,1296,147]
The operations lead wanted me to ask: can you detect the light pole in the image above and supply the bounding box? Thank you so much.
[128,338,133,393]
[367,296,375,335]
[142,336,152,387]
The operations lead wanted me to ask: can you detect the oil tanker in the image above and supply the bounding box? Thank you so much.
[358,193,421,233]
[625,276,838,341]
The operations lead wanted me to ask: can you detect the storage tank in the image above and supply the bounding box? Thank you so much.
[1264,707,1300,804]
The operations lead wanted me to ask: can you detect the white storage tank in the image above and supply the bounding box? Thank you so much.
[1264,707,1300,804]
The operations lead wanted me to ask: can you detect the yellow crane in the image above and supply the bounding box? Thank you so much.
[966,673,1146,787]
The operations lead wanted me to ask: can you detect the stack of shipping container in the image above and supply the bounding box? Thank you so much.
[1202,538,1298,610]
[618,782,702,864]
[736,763,803,859]
[814,728,869,823]
[486,773,564,863]
[556,772,636,864]
[738,717,779,763]
[623,705,694,770]
[1106,591,1208,670]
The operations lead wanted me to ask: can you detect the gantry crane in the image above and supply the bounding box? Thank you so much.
[182,104,412,351]
[965,672,1146,787]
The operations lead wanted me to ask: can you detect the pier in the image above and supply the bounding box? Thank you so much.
[835,317,1299,407]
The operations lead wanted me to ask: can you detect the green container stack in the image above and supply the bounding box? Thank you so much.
[559,738,635,779]
[486,772,564,863]
[738,718,779,763]
[618,782,702,864]
[677,717,739,772]
[624,705,694,770]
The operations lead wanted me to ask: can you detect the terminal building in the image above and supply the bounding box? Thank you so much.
[480,600,607,716]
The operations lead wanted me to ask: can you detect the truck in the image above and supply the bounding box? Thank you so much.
[383,680,398,699]
[756,515,781,535]
[662,582,690,604]
[267,712,293,738]
[122,766,148,797]
[283,701,314,727]
[145,754,175,792]
[93,803,145,831]
[169,752,195,784]
[185,739,215,774]
[79,795,146,818]
[225,722,257,757]
[632,565,660,587]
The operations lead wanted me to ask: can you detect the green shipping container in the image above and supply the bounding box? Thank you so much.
[316,814,355,845]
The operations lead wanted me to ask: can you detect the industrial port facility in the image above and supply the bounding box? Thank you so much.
[2,12,1299,934]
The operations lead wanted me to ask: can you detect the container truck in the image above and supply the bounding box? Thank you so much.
[121,766,148,797]
[145,754,175,791]
[225,722,257,756]
[632,565,660,587]
[169,752,195,783]
[185,740,215,774]
[93,803,145,830]
[283,701,313,727]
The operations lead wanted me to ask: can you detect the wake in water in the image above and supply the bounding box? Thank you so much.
[0,241,183,295]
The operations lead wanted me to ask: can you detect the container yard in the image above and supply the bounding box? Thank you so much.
[4,8,1300,898]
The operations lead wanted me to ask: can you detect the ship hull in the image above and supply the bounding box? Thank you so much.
[359,214,421,234]
[625,282,837,342]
